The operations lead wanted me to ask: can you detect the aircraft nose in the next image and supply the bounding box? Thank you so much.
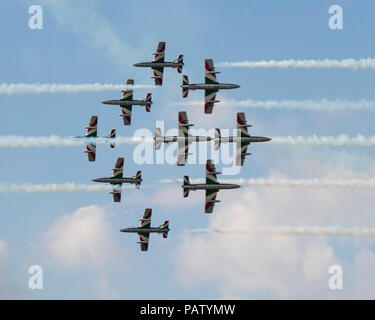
[101,100,109,104]
[92,178,99,182]
[133,63,141,67]
[265,137,272,142]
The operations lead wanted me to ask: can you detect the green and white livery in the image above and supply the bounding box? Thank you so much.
[92,157,143,203]
[120,208,170,252]
[102,79,153,126]
[133,41,184,86]
[214,112,271,166]
[75,116,116,162]
[154,111,211,166]
[182,160,241,213]
[181,59,240,114]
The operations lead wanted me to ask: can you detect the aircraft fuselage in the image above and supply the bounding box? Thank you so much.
[182,183,240,190]
[133,61,184,68]
[101,100,152,106]
[154,136,212,143]
[181,83,240,90]
[92,177,142,185]
[120,227,169,233]
[219,136,272,143]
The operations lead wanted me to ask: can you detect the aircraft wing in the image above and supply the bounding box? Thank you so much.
[204,89,218,114]
[236,141,250,166]
[205,59,218,84]
[153,42,165,62]
[205,189,219,213]
[85,116,98,137]
[140,208,152,227]
[206,160,219,184]
[85,143,96,162]
[151,66,164,86]
[121,106,132,126]
[137,232,150,251]
[112,186,122,203]
[177,139,191,166]
[177,111,192,166]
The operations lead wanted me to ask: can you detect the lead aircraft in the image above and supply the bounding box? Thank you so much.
[133,41,184,86]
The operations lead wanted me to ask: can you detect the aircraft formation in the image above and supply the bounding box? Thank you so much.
[74,42,271,251]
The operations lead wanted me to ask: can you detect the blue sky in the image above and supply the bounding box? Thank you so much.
[1,0,375,299]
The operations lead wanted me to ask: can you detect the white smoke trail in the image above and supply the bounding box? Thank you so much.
[174,99,375,112]
[0,83,155,95]
[218,58,375,70]
[160,178,375,189]
[0,183,135,194]
[0,136,153,148]
[2,135,375,149]
[270,135,375,147]
[188,226,375,237]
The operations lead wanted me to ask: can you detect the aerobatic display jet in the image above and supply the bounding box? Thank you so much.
[101,79,152,126]
[182,160,240,213]
[92,157,142,202]
[120,208,170,252]
[74,116,116,162]
[154,111,211,166]
[181,59,240,114]
[133,41,184,86]
[215,112,271,166]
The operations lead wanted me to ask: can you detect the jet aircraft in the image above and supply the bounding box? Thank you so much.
[92,157,142,202]
[133,41,184,86]
[120,208,169,251]
[101,79,152,125]
[181,59,240,114]
[74,116,116,162]
[215,112,271,166]
[182,160,240,213]
[154,111,211,166]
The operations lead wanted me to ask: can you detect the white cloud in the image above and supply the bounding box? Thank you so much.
[174,160,375,299]
[42,205,123,270]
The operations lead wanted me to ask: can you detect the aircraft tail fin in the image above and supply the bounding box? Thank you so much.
[214,128,221,150]
[155,127,163,150]
[174,55,184,73]
[183,176,190,197]
[183,175,190,185]
[182,75,189,98]
[144,93,152,112]
[135,171,142,187]
[108,129,116,148]
[143,93,152,102]
[160,220,169,237]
